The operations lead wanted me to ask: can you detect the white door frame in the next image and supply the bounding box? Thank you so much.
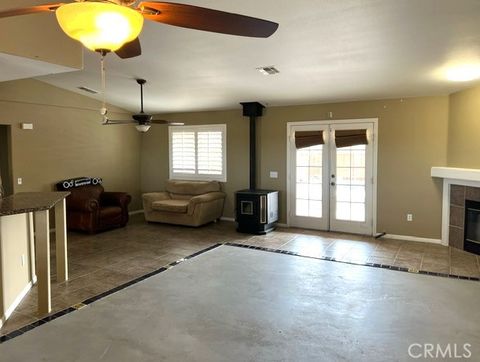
[286,118,379,236]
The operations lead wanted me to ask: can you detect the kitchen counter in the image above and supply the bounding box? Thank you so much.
[0,192,70,216]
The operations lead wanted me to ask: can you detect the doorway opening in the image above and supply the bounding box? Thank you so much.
[287,119,378,235]
[0,125,13,197]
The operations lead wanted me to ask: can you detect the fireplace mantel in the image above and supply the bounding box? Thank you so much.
[431,166,480,247]
[431,167,480,183]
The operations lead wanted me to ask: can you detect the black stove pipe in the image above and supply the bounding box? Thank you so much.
[240,102,265,190]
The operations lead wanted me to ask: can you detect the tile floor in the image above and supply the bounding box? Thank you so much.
[1,214,479,336]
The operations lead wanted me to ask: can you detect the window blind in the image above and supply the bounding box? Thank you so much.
[335,129,368,148]
[295,130,325,149]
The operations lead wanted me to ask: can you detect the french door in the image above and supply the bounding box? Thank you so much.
[288,121,375,235]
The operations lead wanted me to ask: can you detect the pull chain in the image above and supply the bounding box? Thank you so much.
[100,52,108,123]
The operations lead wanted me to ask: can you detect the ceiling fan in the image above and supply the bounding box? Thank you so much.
[0,0,279,59]
[102,78,184,132]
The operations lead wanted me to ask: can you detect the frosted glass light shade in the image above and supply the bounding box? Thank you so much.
[135,124,151,132]
[56,3,144,52]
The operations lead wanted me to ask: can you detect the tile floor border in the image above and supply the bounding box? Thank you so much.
[226,242,480,282]
[0,243,223,344]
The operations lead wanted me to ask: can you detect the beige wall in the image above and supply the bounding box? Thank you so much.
[143,96,449,239]
[0,213,31,322]
[448,84,480,168]
[0,79,143,210]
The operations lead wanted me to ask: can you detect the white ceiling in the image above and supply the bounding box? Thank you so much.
[31,0,480,113]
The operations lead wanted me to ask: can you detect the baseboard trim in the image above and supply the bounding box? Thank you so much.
[383,233,443,245]
[220,217,235,222]
[129,210,144,216]
[1,281,33,328]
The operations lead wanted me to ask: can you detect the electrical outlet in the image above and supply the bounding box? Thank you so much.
[407,213,413,222]
[17,177,22,185]
[269,171,278,179]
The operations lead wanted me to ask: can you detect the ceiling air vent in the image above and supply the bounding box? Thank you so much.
[256,66,280,75]
[77,86,99,94]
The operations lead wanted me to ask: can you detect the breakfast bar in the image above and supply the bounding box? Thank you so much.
[0,192,70,322]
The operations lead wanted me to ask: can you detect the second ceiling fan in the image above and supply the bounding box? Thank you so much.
[103,78,184,132]
[0,0,279,58]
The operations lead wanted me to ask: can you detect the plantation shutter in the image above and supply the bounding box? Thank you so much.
[197,131,223,175]
[169,124,226,182]
[171,131,196,174]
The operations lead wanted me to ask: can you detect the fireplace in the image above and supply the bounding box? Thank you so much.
[235,102,279,234]
[431,167,480,249]
[464,200,480,255]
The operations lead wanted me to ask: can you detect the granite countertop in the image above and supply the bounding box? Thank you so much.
[0,192,70,216]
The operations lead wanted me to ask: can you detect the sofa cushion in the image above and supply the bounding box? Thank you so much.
[166,180,221,196]
[152,199,189,213]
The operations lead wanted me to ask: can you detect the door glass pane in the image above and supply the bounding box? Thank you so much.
[335,144,366,222]
[296,144,323,218]
[336,168,351,184]
[296,167,309,183]
[296,199,309,217]
[309,200,322,217]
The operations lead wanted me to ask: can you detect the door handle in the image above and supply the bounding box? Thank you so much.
[331,182,336,186]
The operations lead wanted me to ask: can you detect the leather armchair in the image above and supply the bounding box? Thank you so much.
[62,184,131,233]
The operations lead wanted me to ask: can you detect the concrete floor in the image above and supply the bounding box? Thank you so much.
[2,215,479,337]
[1,245,478,361]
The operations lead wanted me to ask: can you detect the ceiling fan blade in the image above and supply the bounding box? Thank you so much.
[102,120,136,125]
[0,3,63,18]
[115,38,142,59]
[138,2,279,38]
[151,120,185,125]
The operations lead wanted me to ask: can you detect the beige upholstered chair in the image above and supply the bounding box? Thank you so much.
[143,180,226,227]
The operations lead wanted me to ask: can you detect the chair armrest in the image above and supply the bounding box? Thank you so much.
[188,192,225,214]
[67,198,99,212]
[101,192,132,207]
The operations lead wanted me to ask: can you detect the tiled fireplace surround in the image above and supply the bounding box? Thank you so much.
[431,167,480,249]
[449,185,480,250]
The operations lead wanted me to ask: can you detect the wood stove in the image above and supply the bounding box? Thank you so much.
[235,102,279,234]
[236,190,279,234]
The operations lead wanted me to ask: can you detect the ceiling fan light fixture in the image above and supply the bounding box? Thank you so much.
[135,124,151,132]
[56,2,144,52]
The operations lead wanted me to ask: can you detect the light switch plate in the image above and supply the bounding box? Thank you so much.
[269,171,278,179]
[17,178,22,185]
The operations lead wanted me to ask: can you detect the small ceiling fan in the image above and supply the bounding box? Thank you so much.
[102,78,184,132]
[0,1,279,59]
